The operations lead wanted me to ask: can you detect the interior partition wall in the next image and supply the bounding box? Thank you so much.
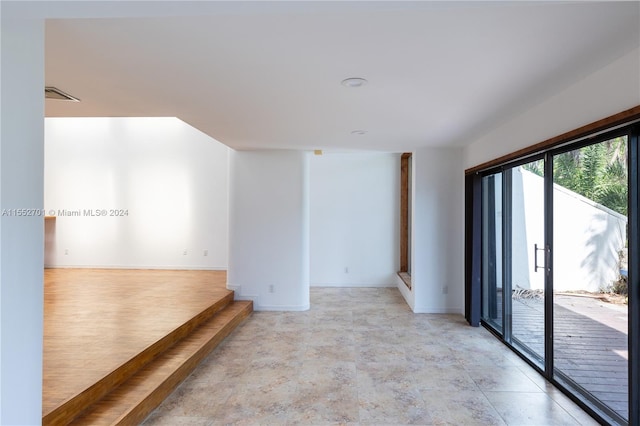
[465,111,640,426]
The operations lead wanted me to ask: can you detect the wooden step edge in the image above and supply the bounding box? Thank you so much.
[43,292,236,426]
[117,301,253,425]
[70,301,253,426]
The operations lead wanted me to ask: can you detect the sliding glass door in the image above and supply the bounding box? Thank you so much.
[482,173,503,333]
[509,160,546,368]
[552,136,629,422]
[479,128,635,424]
[481,159,547,367]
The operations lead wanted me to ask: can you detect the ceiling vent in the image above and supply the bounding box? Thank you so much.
[45,87,80,102]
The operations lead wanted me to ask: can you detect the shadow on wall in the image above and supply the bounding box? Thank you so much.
[513,168,626,293]
[580,211,626,291]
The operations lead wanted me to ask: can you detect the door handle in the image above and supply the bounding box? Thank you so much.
[534,243,545,272]
[534,243,550,273]
[545,245,551,274]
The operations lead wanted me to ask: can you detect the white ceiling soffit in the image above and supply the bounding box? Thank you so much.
[44,1,640,151]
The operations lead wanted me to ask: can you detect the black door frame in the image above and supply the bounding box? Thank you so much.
[466,122,640,426]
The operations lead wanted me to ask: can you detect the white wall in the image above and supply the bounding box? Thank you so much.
[310,153,399,287]
[511,168,545,292]
[400,147,465,313]
[465,48,640,169]
[0,17,45,425]
[228,150,310,311]
[44,117,229,269]
[512,168,626,293]
[553,184,627,293]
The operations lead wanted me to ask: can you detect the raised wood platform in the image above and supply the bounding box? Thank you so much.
[42,269,252,426]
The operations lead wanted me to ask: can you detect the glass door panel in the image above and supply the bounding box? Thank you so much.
[482,173,503,333]
[510,160,546,367]
[552,137,629,421]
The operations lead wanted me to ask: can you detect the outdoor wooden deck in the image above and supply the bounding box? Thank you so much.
[511,294,628,419]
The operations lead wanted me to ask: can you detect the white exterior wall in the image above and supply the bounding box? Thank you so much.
[513,168,626,293]
[309,153,399,287]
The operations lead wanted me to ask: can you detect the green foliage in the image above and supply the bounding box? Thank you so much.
[524,159,544,177]
[522,137,628,216]
[611,275,628,296]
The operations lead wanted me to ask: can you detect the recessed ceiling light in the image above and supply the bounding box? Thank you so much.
[351,130,367,136]
[45,87,80,102]
[341,77,368,88]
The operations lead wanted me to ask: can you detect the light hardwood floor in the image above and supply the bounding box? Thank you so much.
[43,269,230,420]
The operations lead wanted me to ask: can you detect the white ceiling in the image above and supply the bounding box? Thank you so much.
[44,1,640,152]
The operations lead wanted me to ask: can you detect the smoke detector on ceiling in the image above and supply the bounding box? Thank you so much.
[341,77,368,88]
[45,87,80,102]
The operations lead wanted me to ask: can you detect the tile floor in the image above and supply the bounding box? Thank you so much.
[142,287,599,425]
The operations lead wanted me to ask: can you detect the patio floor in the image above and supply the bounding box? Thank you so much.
[511,294,628,419]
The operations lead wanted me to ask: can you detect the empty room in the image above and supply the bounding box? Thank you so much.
[1,1,639,425]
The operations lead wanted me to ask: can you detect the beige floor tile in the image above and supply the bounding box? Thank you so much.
[465,365,545,392]
[357,343,407,363]
[408,364,479,392]
[144,287,599,426]
[404,344,459,365]
[544,388,602,426]
[288,381,360,424]
[142,413,212,426]
[356,362,415,391]
[421,389,506,425]
[150,380,233,418]
[484,391,581,425]
[359,387,432,425]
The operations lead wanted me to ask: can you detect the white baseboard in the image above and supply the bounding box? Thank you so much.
[227,286,309,311]
[254,303,310,312]
[44,264,227,271]
[412,305,464,314]
[310,282,395,288]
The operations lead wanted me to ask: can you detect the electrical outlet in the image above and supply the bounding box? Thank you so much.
[64,248,69,255]
[345,267,349,273]
[182,249,187,256]
[442,285,448,295]
[203,249,208,256]
[269,285,275,293]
